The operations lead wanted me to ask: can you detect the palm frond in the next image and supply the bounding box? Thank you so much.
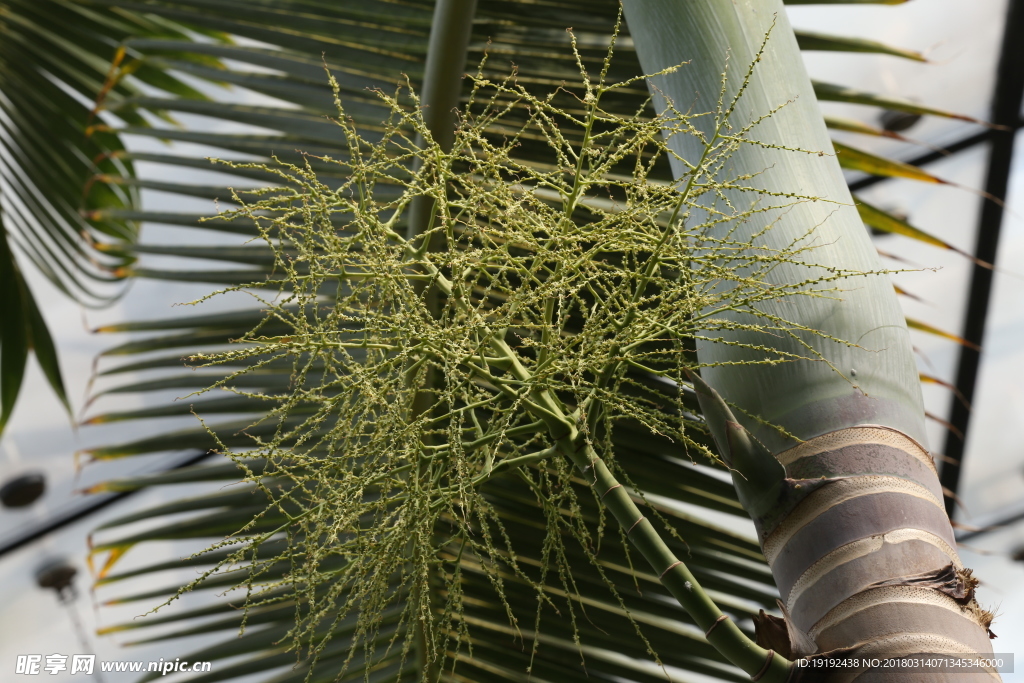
[0,0,218,429]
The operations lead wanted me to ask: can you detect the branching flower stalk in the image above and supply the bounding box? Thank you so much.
[175,34,889,683]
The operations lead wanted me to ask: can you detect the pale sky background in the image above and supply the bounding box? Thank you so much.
[1,1,1022,681]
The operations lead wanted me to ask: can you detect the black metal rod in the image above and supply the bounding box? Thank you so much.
[0,450,215,559]
[955,504,1024,543]
[939,0,1024,518]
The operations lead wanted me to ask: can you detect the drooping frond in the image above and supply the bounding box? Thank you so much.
[0,0,219,429]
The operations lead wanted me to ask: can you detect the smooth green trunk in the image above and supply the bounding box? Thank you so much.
[621,0,998,678]
[622,0,923,453]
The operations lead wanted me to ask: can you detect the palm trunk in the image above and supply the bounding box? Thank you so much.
[621,0,998,678]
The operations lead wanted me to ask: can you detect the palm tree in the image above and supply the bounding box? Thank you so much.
[1,0,1000,681]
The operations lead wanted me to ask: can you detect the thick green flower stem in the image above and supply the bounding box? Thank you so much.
[487,338,793,683]
[575,446,791,683]
[401,248,791,678]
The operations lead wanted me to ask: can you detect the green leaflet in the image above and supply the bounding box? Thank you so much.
[824,115,910,139]
[834,140,945,182]
[906,317,981,351]
[0,230,31,433]
[855,196,994,271]
[83,417,318,459]
[94,486,269,530]
[95,307,287,333]
[83,461,267,493]
[90,506,287,552]
[93,372,293,397]
[0,228,69,433]
[84,395,273,423]
[815,80,982,122]
[795,30,924,61]
[95,539,292,588]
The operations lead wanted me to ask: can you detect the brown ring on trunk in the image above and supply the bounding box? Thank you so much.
[762,476,947,566]
[758,425,996,674]
[602,483,623,499]
[626,516,646,535]
[769,494,956,602]
[776,425,935,474]
[783,442,943,500]
[705,614,730,638]
[750,650,776,682]
[786,531,959,628]
[659,560,682,579]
